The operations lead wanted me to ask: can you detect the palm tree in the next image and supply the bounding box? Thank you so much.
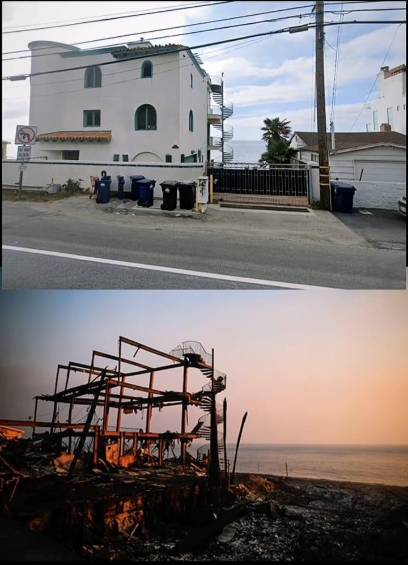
[261,117,292,145]
[260,141,297,164]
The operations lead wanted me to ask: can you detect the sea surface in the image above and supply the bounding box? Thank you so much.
[211,140,266,164]
[224,444,408,487]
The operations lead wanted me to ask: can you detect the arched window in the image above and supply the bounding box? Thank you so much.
[135,104,157,130]
[190,73,193,88]
[141,60,153,78]
[84,66,101,88]
[189,110,194,132]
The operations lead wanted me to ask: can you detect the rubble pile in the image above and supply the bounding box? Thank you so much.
[2,434,408,562]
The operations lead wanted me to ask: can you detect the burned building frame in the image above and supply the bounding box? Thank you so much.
[0,338,227,476]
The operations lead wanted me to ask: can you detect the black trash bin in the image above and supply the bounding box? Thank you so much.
[117,175,125,199]
[130,175,145,201]
[331,181,356,213]
[160,180,179,210]
[136,179,156,207]
[178,181,196,210]
[96,177,111,204]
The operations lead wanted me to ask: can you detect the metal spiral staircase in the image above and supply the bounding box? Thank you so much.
[209,76,234,163]
[170,341,227,466]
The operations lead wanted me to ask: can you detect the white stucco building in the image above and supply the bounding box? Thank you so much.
[365,65,406,134]
[28,39,219,164]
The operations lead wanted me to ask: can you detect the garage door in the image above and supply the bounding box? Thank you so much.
[354,160,406,183]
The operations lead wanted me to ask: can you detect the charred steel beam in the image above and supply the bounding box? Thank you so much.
[124,361,185,377]
[94,350,152,371]
[68,368,107,476]
[120,336,184,363]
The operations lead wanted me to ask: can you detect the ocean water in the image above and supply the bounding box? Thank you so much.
[211,140,266,164]
[224,444,408,487]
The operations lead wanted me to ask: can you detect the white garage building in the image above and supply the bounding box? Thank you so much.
[290,130,406,209]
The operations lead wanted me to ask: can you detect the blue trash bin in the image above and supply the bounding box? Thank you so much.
[96,178,111,204]
[331,181,356,213]
[117,175,125,199]
[136,179,156,207]
[130,175,145,201]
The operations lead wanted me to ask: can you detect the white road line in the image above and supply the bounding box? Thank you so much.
[2,245,333,290]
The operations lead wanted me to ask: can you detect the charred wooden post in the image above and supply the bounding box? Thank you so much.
[32,397,38,438]
[181,365,189,465]
[223,398,228,487]
[231,411,248,485]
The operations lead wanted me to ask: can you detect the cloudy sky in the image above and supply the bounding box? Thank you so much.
[2,0,406,155]
[1,290,407,445]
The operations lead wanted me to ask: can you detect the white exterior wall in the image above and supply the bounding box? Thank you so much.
[367,69,406,134]
[29,41,209,163]
[304,145,405,209]
[178,51,209,162]
[2,159,204,197]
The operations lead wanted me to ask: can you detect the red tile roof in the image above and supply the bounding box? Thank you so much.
[36,131,112,142]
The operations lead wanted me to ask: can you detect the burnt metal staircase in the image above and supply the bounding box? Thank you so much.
[169,341,227,466]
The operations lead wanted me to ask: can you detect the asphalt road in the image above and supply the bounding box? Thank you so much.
[2,198,406,289]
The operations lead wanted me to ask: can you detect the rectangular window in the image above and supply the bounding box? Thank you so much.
[386,107,393,128]
[62,150,79,160]
[181,154,185,163]
[113,154,119,162]
[311,154,319,162]
[122,154,129,162]
[165,154,172,163]
[373,110,378,131]
[83,110,101,127]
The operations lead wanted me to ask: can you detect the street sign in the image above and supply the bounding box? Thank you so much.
[17,145,32,161]
[15,125,38,145]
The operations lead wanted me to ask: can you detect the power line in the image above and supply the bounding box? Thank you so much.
[2,1,205,30]
[2,1,232,34]
[3,34,269,100]
[2,3,320,57]
[329,2,344,124]
[350,23,403,131]
[3,19,406,82]
[3,11,317,62]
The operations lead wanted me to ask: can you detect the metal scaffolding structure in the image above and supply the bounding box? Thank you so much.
[0,337,227,476]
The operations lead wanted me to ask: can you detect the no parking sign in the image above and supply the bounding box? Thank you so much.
[15,125,38,145]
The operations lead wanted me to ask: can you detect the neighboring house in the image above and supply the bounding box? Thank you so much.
[2,140,10,159]
[28,39,219,164]
[291,130,406,209]
[365,65,406,135]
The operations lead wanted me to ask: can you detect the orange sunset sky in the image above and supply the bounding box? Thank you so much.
[0,290,407,445]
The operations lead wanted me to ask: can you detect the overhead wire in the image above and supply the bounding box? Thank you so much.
[2,1,232,34]
[3,1,397,58]
[2,33,273,100]
[3,11,317,62]
[2,3,321,58]
[2,1,210,30]
[3,19,406,81]
[329,2,344,124]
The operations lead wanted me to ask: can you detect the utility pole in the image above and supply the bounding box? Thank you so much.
[315,0,331,210]
[221,72,225,165]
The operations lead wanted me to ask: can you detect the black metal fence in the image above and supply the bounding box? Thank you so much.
[207,164,309,197]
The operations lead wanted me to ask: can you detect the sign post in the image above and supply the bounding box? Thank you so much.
[15,125,37,199]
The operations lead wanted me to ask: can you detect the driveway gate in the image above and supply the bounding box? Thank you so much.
[207,163,309,206]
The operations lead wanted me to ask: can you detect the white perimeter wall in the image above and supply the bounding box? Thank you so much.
[2,160,205,197]
[306,145,406,210]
